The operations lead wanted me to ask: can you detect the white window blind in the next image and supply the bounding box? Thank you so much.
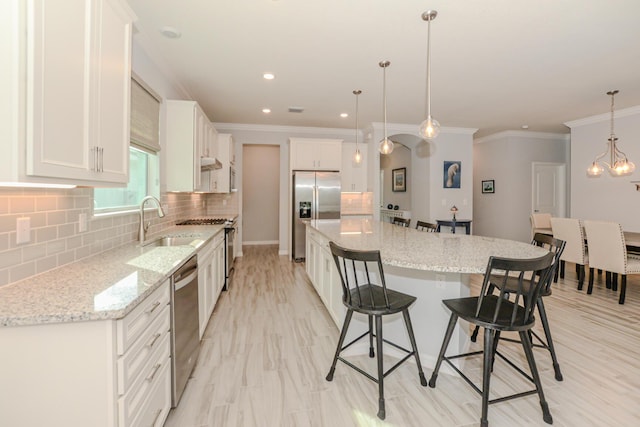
[130,75,161,153]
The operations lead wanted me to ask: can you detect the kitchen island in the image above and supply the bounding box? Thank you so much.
[305,218,547,367]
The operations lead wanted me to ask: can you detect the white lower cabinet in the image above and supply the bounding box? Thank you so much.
[0,280,171,427]
[198,230,225,338]
[305,226,344,326]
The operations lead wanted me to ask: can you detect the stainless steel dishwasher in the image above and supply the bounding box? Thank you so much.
[170,255,200,406]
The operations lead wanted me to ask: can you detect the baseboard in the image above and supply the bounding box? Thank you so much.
[243,240,279,245]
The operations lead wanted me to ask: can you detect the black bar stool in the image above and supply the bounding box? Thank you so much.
[429,252,556,427]
[325,241,427,420]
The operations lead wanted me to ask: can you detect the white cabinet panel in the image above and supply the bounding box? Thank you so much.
[22,0,132,185]
[290,138,342,171]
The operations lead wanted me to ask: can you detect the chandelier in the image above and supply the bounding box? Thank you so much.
[587,90,635,177]
[378,60,394,155]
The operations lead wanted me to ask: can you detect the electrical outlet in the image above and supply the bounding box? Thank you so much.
[435,274,446,289]
[16,217,30,244]
[78,213,87,232]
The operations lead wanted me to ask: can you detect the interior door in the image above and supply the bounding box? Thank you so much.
[532,162,566,217]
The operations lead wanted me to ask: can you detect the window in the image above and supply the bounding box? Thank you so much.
[94,75,161,215]
[94,147,159,214]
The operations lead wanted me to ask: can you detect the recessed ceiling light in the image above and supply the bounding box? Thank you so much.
[263,73,275,80]
[521,124,529,130]
[160,26,181,39]
[262,108,271,114]
[340,113,349,118]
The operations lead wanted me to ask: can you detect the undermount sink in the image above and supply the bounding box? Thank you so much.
[144,236,204,248]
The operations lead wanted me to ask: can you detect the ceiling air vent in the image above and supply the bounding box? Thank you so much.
[288,107,304,113]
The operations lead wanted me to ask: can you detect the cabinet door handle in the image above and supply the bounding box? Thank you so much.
[147,332,162,348]
[146,362,162,382]
[99,147,104,172]
[145,301,162,315]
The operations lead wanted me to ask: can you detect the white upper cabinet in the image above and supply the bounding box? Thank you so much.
[213,133,234,193]
[165,100,212,192]
[0,0,134,186]
[290,138,342,171]
[341,142,368,192]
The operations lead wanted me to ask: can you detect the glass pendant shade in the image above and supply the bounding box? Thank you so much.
[379,138,394,155]
[586,161,604,177]
[354,148,362,164]
[419,115,440,139]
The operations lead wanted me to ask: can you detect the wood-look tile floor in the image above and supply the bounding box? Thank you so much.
[165,245,640,427]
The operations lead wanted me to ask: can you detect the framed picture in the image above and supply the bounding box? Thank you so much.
[482,179,495,193]
[443,161,461,188]
[392,167,406,192]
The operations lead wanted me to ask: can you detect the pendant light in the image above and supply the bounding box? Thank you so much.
[418,10,440,140]
[353,89,363,164]
[379,60,394,155]
[587,90,635,177]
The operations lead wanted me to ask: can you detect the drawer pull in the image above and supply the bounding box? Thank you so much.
[145,301,161,315]
[147,332,162,348]
[150,408,162,427]
[146,362,162,382]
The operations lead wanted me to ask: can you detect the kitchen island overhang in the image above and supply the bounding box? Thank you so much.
[305,218,548,369]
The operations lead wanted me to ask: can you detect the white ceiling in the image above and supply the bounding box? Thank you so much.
[128,0,640,138]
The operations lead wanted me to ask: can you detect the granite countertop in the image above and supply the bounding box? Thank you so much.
[308,218,547,274]
[0,225,226,327]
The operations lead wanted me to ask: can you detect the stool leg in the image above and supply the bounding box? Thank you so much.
[375,315,385,420]
[470,325,480,342]
[402,309,427,386]
[619,275,627,304]
[577,264,585,290]
[605,271,611,289]
[519,330,553,424]
[612,273,618,292]
[537,298,563,381]
[429,313,458,388]
[587,268,595,294]
[368,315,375,358]
[326,309,353,381]
[481,328,496,427]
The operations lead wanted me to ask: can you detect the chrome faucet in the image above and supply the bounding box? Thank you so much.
[139,196,166,243]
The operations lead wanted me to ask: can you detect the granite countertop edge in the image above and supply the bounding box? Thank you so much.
[0,224,227,328]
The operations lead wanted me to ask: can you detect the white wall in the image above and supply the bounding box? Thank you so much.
[566,106,640,230]
[380,144,411,210]
[473,131,569,242]
[242,145,280,244]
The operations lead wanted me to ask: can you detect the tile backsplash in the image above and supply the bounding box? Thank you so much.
[340,192,373,215]
[0,188,239,287]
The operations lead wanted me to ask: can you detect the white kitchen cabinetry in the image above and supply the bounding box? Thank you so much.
[341,142,368,192]
[0,280,171,427]
[166,100,213,192]
[0,0,134,186]
[305,226,344,326]
[198,230,225,338]
[290,138,342,171]
[212,133,235,193]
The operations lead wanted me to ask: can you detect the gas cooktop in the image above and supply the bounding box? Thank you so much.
[176,218,232,225]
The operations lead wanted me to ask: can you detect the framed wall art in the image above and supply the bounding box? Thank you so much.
[482,179,495,193]
[443,161,461,188]
[392,167,406,192]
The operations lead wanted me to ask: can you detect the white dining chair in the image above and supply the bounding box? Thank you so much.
[550,217,589,290]
[530,213,552,238]
[583,220,640,304]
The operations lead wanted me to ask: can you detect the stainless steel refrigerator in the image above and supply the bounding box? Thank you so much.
[292,171,341,261]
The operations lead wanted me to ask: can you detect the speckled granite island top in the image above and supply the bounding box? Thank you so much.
[0,225,225,327]
[308,219,547,274]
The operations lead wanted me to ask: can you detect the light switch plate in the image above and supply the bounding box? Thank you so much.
[78,213,87,232]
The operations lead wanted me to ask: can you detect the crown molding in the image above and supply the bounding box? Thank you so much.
[368,122,478,135]
[213,122,355,136]
[474,130,570,145]
[564,105,640,128]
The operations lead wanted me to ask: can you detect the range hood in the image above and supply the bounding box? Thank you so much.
[200,157,222,171]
